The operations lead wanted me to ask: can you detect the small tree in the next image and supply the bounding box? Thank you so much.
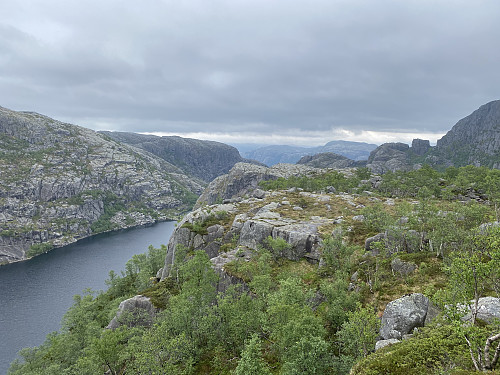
[436,226,500,371]
[336,303,380,370]
[235,334,272,375]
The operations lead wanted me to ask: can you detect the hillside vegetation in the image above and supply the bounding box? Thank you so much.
[8,164,500,374]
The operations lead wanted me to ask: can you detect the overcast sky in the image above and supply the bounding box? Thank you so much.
[1,0,499,146]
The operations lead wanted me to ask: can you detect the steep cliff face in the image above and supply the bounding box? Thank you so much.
[100,132,260,183]
[0,106,204,264]
[432,100,500,168]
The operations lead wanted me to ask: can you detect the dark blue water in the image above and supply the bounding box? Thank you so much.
[0,221,176,375]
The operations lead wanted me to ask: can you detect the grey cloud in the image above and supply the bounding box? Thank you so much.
[0,0,499,142]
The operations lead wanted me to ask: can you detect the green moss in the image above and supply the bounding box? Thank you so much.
[352,326,473,375]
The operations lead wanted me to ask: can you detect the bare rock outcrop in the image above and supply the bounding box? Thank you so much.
[379,293,435,340]
[366,143,412,174]
[195,162,324,207]
[107,295,156,329]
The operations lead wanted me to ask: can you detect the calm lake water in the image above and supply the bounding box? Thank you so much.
[0,221,176,375]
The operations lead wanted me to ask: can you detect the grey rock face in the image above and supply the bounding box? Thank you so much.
[391,258,417,277]
[380,293,430,340]
[365,233,386,252]
[375,339,400,351]
[463,296,500,324]
[0,106,203,264]
[434,100,500,168]
[366,143,411,174]
[107,295,156,329]
[411,139,431,156]
[365,229,422,255]
[210,248,251,294]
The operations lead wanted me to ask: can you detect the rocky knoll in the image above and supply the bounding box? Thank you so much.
[0,106,204,264]
[159,191,336,285]
[365,143,412,174]
[195,162,327,207]
[101,131,261,183]
[297,152,360,169]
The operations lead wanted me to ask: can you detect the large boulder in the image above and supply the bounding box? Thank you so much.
[463,296,500,324]
[210,247,251,294]
[391,258,417,277]
[365,229,422,255]
[380,293,431,340]
[107,295,156,329]
[375,338,401,351]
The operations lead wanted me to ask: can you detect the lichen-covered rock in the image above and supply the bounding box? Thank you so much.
[210,247,251,294]
[365,233,385,252]
[391,258,417,277]
[380,293,430,340]
[463,296,500,324]
[375,339,400,351]
[107,295,156,329]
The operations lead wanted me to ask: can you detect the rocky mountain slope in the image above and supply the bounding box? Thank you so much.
[361,100,500,173]
[100,131,261,183]
[432,99,500,168]
[244,140,377,166]
[0,106,204,264]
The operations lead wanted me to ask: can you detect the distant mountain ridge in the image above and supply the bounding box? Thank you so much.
[243,140,378,166]
[100,132,262,183]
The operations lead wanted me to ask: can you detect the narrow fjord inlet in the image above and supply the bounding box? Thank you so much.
[0,221,176,375]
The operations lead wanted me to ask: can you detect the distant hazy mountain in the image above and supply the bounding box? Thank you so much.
[243,140,378,166]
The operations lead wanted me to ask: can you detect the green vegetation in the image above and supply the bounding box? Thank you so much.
[26,242,54,258]
[8,164,500,374]
[181,210,231,235]
[259,169,365,192]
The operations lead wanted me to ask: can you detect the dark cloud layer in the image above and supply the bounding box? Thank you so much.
[1,0,499,145]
